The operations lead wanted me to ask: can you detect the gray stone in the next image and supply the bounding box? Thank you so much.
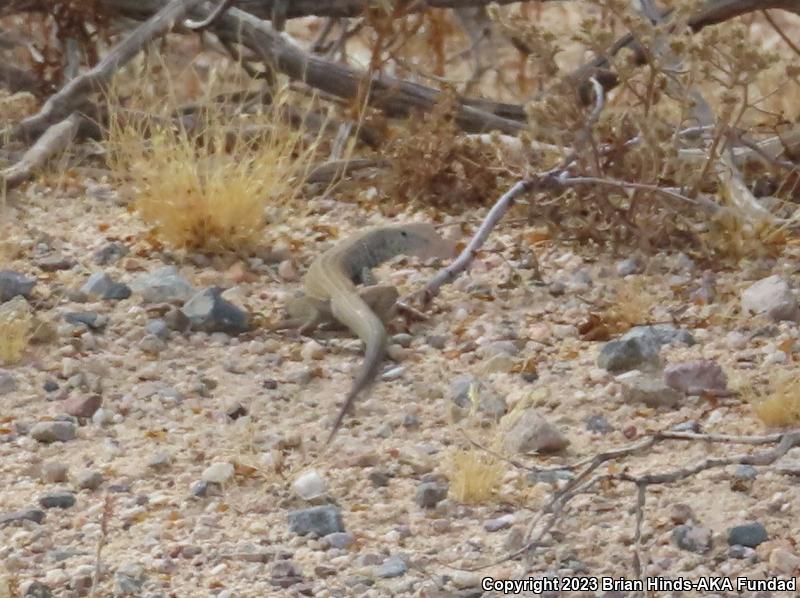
[145,318,169,340]
[81,272,131,301]
[672,524,712,553]
[621,324,695,348]
[375,555,408,578]
[503,409,569,454]
[0,270,35,302]
[616,257,643,276]
[75,469,104,490]
[585,414,613,434]
[322,532,355,549]
[734,465,757,480]
[131,266,193,304]
[728,522,768,547]
[21,581,53,598]
[41,461,69,483]
[114,562,146,596]
[0,369,17,395]
[597,336,660,372]
[621,375,682,408]
[664,360,727,395]
[448,375,507,418]
[30,421,76,443]
[64,312,108,330]
[93,242,129,265]
[416,481,448,508]
[742,275,799,322]
[37,254,76,272]
[181,287,251,334]
[484,514,514,532]
[38,491,76,509]
[288,505,344,537]
[0,508,45,526]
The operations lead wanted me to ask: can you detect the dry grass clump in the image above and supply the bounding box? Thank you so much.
[105,59,322,252]
[743,372,800,427]
[0,295,32,364]
[448,448,504,504]
[386,90,503,211]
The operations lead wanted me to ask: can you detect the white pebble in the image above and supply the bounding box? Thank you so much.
[202,462,235,484]
[292,470,328,500]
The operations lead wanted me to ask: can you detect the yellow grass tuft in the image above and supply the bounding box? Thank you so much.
[744,372,800,427]
[104,58,322,251]
[448,448,504,504]
[0,296,32,364]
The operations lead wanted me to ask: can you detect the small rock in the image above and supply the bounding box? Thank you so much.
[37,254,76,272]
[38,491,76,509]
[448,375,507,418]
[375,555,407,578]
[621,324,695,348]
[202,462,234,485]
[114,562,146,596]
[664,360,727,395]
[597,336,660,372]
[669,503,694,525]
[484,514,514,532]
[270,559,303,588]
[145,318,169,340]
[292,470,327,500]
[729,545,757,560]
[621,375,682,408]
[672,524,712,553]
[148,451,173,470]
[41,462,69,484]
[21,580,53,598]
[741,275,799,322]
[0,508,45,526]
[30,421,76,443]
[139,334,167,355]
[131,266,194,303]
[416,481,448,509]
[769,548,800,575]
[585,414,613,434]
[322,532,355,549]
[426,335,448,349]
[75,469,103,490]
[181,287,251,334]
[64,312,108,330]
[93,242,129,265]
[0,369,17,395]
[190,480,211,497]
[368,470,391,487]
[0,270,35,302]
[616,257,643,276]
[725,331,748,350]
[502,408,569,454]
[734,464,757,480]
[62,394,102,418]
[288,505,344,537]
[81,271,131,301]
[164,307,191,333]
[728,522,768,547]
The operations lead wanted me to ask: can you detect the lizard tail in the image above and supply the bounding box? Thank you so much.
[326,319,386,444]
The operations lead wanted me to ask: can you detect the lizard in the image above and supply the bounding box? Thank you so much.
[275,223,454,443]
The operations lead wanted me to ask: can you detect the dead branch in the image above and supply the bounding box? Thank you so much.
[0,112,81,189]
[5,0,206,143]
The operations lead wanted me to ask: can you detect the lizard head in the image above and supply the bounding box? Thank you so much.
[387,223,457,260]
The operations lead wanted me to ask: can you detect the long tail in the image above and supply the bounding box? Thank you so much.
[326,296,387,443]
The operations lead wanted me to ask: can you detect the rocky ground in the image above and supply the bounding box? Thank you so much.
[2,179,800,598]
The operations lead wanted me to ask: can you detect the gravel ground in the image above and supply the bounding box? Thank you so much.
[1,180,800,597]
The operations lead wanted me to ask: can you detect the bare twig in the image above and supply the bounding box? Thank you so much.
[0,112,81,189]
[6,0,205,143]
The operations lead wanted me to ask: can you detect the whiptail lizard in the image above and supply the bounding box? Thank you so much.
[273,223,454,442]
